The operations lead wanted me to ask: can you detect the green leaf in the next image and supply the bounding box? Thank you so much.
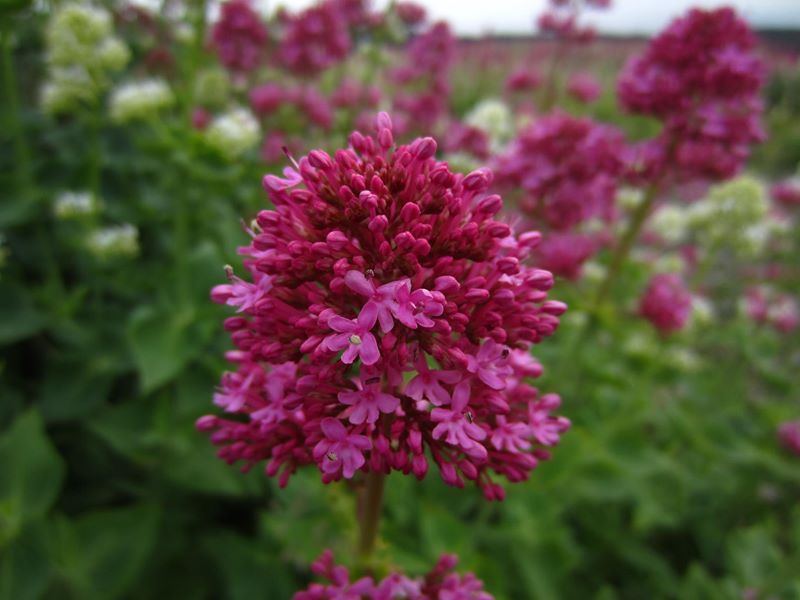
[0,283,46,345]
[0,523,52,600]
[55,504,160,600]
[0,410,65,546]
[126,303,208,393]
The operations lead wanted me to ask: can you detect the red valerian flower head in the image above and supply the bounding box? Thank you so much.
[198,112,569,500]
[638,273,692,334]
[493,112,626,230]
[293,550,493,600]
[617,7,766,182]
[279,1,352,76]
[211,0,268,74]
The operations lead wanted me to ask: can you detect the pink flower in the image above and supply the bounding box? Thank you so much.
[639,273,692,334]
[338,377,400,424]
[210,0,267,74]
[567,72,601,103]
[778,421,800,456]
[294,551,493,600]
[279,2,352,75]
[528,393,570,446]
[465,339,512,390]
[405,355,461,406]
[313,418,371,479]
[200,112,568,499]
[771,179,800,208]
[324,302,381,365]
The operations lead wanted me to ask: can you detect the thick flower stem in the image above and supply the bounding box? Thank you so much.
[590,184,660,314]
[357,471,385,569]
[2,27,31,190]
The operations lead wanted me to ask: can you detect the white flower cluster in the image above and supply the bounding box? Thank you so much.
[110,79,175,123]
[686,176,780,257]
[86,224,139,258]
[53,190,99,219]
[464,98,513,152]
[41,3,129,115]
[205,108,261,159]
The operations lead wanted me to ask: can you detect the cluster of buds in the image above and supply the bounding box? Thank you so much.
[743,287,799,335]
[493,112,626,232]
[41,3,129,114]
[638,273,693,335]
[294,551,492,599]
[198,113,569,501]
[618,8,766,182]
[210,0,268,74]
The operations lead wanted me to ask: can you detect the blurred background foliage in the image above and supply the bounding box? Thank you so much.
[1,1,800,599]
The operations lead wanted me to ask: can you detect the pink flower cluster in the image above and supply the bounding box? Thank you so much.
[198,113,569,500]
[638,273,692,334]
[294,551,492,600]
[278,1,352,76]
[617,7,766,182]
[391,22,455,134]
[210,0,268,74]
[744,287,799,334]
[771,179,800,209]
[567,72,601,104]
[249,83,334,129]
[395,2,427,27]
[535,232,598,280]
[493,112,626,231]
[778,421,800,457]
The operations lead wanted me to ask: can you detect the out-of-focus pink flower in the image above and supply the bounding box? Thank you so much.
[249,83,286,116]
[505,68,542,93]
[198,112,568,499]
[279,2,352,75]
[638,273,692,334]
[211,0,268,74]
[617,7,766,182]
[778,421,800,456]
[535,232,597,280]
[744,286,799,334]
[494,112,626,230]
[396,1,426,27]
[771,179,800,208]
[191,107,211,130]
[567,72,601,103]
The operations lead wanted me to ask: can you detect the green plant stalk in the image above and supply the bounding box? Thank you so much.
[2,26,31,190]
[590,184,660,314]
[357,471,385,570]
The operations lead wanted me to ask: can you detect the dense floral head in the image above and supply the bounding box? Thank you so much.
[211,0,268,74]
[617,7,766,182]
[638,273,692,334]
[279,2,352,75]
[198,112,569,500]
[493,112,626,231]
[294,550,493,599]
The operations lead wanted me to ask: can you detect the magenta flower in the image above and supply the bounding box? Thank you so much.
[639,273,692,334]
[405,356,461,406]
[313,418,371,479]
[324,302,381,365]
[617,7,766,182]
[199,112,568,499]
[338,377,400,424]
[294,551,493,600]
[210,0,267,74]
[778,421,800,457]
[527,393,570,446]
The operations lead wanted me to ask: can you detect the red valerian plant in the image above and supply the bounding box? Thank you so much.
[210,0,268,74]
[617,7,766,183]
[198,113,569,501]
[638,273,692,334]
[294,550,492,599]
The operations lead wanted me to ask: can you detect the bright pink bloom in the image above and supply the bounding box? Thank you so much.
[338,376,400,424]
[535,232,597,280]
[771,179,800,208]
[324,302,381,365]
[396,2,426,27]
[778,421,800,456]
[279,2,351,75]
[638,273,692,334]
[199,112,568,499]
[294,551,493,600]
[505,68,542,93]
[313,418,371,478]
[210,0,267,74]
[191,107,211,130]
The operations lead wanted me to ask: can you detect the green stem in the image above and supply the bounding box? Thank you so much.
[2,26,31,190]
[590,184,660,314]
[356,471,385,570]
[88,108,102,202]
[173,179,190,305]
